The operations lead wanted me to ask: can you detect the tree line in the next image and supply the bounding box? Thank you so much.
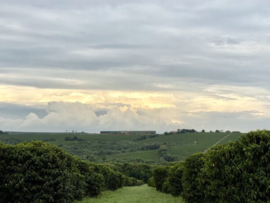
[148,130,270,203]
[158,144,178,162]
[164,129,241,135]
[0,130,8,134]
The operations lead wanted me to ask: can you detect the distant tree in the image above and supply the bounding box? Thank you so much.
[202,129,205,133]
[149,134,159,138]
[65,136,83,141]
[102,156,106,162]
[134,136,147,141]
[0,130,3,134]
[177,129,197,134]
[215,130,220,133]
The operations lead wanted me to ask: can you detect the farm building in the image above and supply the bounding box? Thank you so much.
[100,131,156,135]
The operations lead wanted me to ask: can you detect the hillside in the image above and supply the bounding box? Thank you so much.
[0,132,242,163]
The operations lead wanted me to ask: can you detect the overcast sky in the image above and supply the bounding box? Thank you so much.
[1,0,270,133]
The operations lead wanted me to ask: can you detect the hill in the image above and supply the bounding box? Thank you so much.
[0,131,242,164]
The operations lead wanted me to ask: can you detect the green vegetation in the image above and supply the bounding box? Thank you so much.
[147,177,155,187]
[1,130,270,203]
[150,130,270,203]
[106,150,160,163]
[0,130,8,135]
[153,166,170,192]
[169,162,184,197]
[75,185,183,203]
[0,131,242,163]
[181,153,205,203]
[217,132,242,145]
[0,141,143,203]
[0,141,84,203]
[201,131,270,202]
[110,163,154,183]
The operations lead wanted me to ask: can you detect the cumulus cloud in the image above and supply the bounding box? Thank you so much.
[0,102,178,132]
[1,0,270,131]
[1,95,270,132]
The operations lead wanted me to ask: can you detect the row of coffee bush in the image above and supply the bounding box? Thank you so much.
[149,130,270,203]
[109,162,154,183]
[0,141,143,203]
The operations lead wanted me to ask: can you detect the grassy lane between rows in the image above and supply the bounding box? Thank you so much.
[75,185,184,203]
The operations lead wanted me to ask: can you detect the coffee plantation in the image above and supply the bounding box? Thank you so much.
[150,130,270,203]
[1,130,270,202]
[0,141,143,203]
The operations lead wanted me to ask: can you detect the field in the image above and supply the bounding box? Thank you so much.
[106,150,160,162]
[0,131,243,163]
[75,185,183,203]
[1,130,268,203]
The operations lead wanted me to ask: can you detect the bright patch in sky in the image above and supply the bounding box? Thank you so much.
[1,0,270,132]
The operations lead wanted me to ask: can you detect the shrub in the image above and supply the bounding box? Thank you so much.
[0,141,143,203]
[91,164,124,191]
[123,175,144,186]
[0,141,83,203]
[65,136,84,141]
[153,166,170,192]
[134,135,147,141]
[150,131,270,203]
[112,163,153,183]
[74,160,105,197]
[84,173,104,197]
[169,162,184,196]
[202,131,270,203]
[69,172,85,201]
[107,172,124,190]
[181,153,205,203]
[235,131,270,202]
[162,178,171,194]
[158,145,178,162]
[147,177,156,187]
[200,143,235,203]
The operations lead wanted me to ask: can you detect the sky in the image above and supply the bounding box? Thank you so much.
[1,0,270,133]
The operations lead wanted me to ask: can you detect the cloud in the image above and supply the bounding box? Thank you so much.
[0,102,178,132]
[1,0,270,90]
[1,101,270,133]
[1,0,270,131]
[0,103,47,119]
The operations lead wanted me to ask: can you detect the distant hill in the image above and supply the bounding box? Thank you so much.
[0,131,242,164]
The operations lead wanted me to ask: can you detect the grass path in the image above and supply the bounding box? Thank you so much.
[75,185,184,203]
[204,133,231,153]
